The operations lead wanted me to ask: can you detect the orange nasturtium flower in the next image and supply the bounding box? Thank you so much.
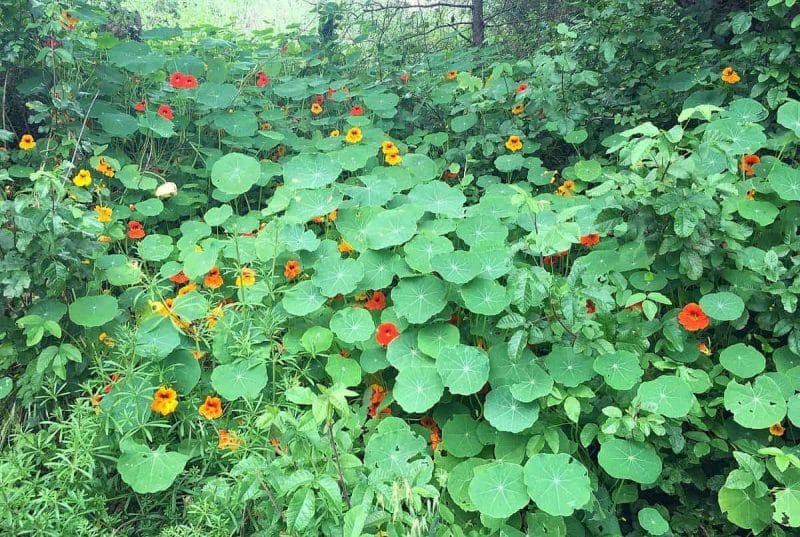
[446,70,459,80]
[177,283,197,296]
[697,342,712,356]
[169,271,189,284]
[328,209,338,222]
[516,82,529,94]
[505,135,523,152]
[579,233,600,248]
[284,260,301,279]
[770,422,786,437]
[191,349,206,360]
[204,267,223,288]
[218,429,241,451]
[18,134,36,150]
[98,332,115,347]
[381,141,396,154]
[310,102,323,114]
[151,387,178,416]
[365,291,386,311]
[235,267,256,287]
[511,104,525,115]
[73,169,92,187]
[198,395,223,420]
[127,220,145,239]
[94,206,112,223]
[207,304,224,329]
[95,157,115,177]
[338,240,353,254]
[739,154,760,176]
[721,67,741,84]
[677,303,709,332]
[375,322,400,347]
[385,151,401,166]
[345,127,363,144]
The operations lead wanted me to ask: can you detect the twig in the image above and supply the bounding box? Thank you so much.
[63,90,100,183]
[327,419,351,508]
[1,74,8,132]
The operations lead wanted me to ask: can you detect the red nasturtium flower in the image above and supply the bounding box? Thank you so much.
[158,104,174,120]
[183,74,198,89]
[169,271,189,284]
[400,72,410,83]
[127,221,145,239]
[365,291,386,311]
[739,154,760,176]
[586,300,596,314]
[580,233,600,247]
[169,72,185,89]
[368,384,391,418]
[256,71,270,87]
[326,87,335,99]
[134,100,147,112]
[677,303,709,331]
[697,342,712,356]
[312,94,325,105]
[350,105,364,116]
[516,82,529,93]
[375,322,400,347]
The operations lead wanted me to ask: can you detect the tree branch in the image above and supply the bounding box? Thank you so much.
[363,1,472,14]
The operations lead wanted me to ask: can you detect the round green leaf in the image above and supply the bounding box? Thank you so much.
[99,112,139,137]
[638,507,670,536]
[768,164,800,201]
[330,307,375,344]
[283,153,343,189]
[637,376,694,418]
[720,343,765,378]
[138,234,174,261]
[69,295,119,327]
[442,414,484,457]
[777,99,800,137]
[325,355,361,387]
[598,438,662,484]
[196,82,237,108]
[437,344,490,395]
[391,276,448,324]
[509,362,553,402]
[724,376,787,429]
[448,458,488,511]
[213,111,258,137]
[117,443,189,494]
[205,205,233,226]
[162,350,201,393]
[484,386,539,433]
[366,206,423,250]
[135,318,180,359]
[430,250,482,284]
[788,394,800,427]
[718,485,772,533]
[211,153,261,195]
[171,291,208,321]
[403,235,454,274]
[301,326,333,354]
[393,363,444,413]
[523,453,591,516]
[408,182,465,217]
[312,256,364,297]
[738,199,778,226]
[593,351,643,391]
[460,279,508,315]
[0,377,11,400]
[699,292,745,321]
[418,323,459,359]
[386,331,429,370]
[451,113,477,133]
[282,281,326,316]
[574,159,601,181]
[211,360,267,400]
[545,346,595,388]
[456,216,508,248]
[356,250,402,290]
[468,462,529,519]
[495,154,525,173]
[135,198,164,217]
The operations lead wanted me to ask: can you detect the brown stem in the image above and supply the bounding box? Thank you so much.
[327,419,351,508]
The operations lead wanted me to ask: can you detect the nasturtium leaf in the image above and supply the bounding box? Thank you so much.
[468,462,529,519]
[484,386,539,433]
[638,507,670,536]
[138,234,173,261]
[574,159,602,181]
[391,276,448,323]
[279,224,320,252]
[442,414,484,457]
[451,113,478,133]
[0,378,11,400]
[403,235,454,274]
[727,98,768,123]
[637,376,694,418]
[105,263,142,286]
[183,249,217,280]
[598,438,662,484]
[312,256,364,297]
[139,110,175,137]
[720,343,765,378]
[768,164,800,201]
[510,362,553,402]
[69,295,119,327]
[213,111,258,137]
[356,250,402,289]
[788,394,800,427]
[460,279,508,315]
[473,246,513,280]
[718,485,772,533]
[330,307,374,344]
[565,129,588,144]
[283,153,343,189]
[334,145,374,171]
[99,112,139,137]
[135,318,180,359]
[431,250,482,284]
[171,291,208,321]
[737,199,778,226]
[117,443,189,494]
[523,453,591,516]
[495,153,525,173]
[162,350,201,393]
[325,355,361,387]
[211,359,267,400]
[285,188,342,223]
[699,292,745,321]
[773,483,800,528]
[593,351,643,391]
[386,332,429,370]
[393,363,444,413]
[724,376,786,429]
[366,205,423,250]
[363,92,399,110]
[456,216,508,247]
[408,182,465,217]
[342,176,396,207]
[196,82,237,108]
[418,323,459,359]
[545,346,595,388]
[437,344,490,395]
[777,99,800,137]
[704,118,766,154]
[403,153,438,183]
[100,375,153,434]
[134,198,163,217]
[301,326,333,354]
[211,153,261,195]
[282,281,326,316]
[448,458,488,511]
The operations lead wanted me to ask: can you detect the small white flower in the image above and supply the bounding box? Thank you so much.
[155,182,178,199]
